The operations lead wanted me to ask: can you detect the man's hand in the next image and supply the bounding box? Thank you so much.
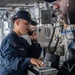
[30,58,45,68]
[28,29,37,40]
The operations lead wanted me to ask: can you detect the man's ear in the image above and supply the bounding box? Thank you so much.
[15,19,20,26]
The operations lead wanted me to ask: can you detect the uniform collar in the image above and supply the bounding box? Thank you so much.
[10,31,20,39]
[10,31,28,44]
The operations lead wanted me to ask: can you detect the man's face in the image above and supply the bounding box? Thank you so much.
[17,19,30,35]
[55,0,68,23]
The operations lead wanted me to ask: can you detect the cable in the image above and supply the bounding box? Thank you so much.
[44,25,51,39]
[53,37,59,54]
[48,26,56,53]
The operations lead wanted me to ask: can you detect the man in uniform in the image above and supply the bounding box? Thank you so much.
[0,10,45,75]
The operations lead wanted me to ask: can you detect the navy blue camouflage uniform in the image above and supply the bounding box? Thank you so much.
[0,31,42,75]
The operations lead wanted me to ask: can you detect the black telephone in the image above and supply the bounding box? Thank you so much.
[28,30,33,36]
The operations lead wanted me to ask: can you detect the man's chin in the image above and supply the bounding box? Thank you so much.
[23,31,28,35]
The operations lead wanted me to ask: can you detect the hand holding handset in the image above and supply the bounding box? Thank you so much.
[28,29,37,40]
[28,30,34,36]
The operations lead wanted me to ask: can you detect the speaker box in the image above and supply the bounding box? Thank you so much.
[41,10,52,24]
